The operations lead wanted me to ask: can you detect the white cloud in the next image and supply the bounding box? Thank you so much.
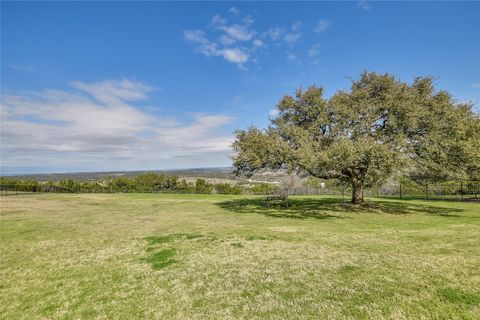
[184,12,257,69]
[308,44,321,58]
[471,83,480,89]
[285,52,302,65]
[241,15,254,26]
[8,64,35,72]
[184,29,209,45]
[183,30,217,57]
[71,79,152,106]
[219,35,236,46]
[183,10,315,69]
[252,39,264,47]
[184,29,249,67]
[228,7,240,16]
[284,33,302,44]
[286,52,297,61]
[219,24,254,41]
[292,21,303,31]
[269,109,280,118]
[314,20,330,33]
[1,80,234,172]
[267,27,285,41]
[222,48,249,64]
[211,14,227,26]
[357,0,372,10]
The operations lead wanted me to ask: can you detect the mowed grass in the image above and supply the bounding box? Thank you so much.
[0,194,479,319]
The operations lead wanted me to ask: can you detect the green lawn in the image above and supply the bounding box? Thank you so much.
[1,194,479,319]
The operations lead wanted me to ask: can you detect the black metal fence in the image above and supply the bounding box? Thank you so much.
[1,181,479,201]
[277,181,480,201]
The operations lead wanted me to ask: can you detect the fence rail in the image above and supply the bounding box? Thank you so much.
[1,181,479,201]
[272,182,480,201]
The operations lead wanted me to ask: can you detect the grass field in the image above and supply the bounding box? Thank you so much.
[1,194,479,319]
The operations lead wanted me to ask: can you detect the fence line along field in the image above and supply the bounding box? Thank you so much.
[2,174,479,201]
[1,193,479,319]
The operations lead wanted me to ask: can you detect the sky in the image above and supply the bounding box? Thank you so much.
[1,1,479,174]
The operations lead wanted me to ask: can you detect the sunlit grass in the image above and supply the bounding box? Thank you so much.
[1,194,479,319]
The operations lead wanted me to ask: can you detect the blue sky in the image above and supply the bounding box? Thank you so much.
[1,1,479,174]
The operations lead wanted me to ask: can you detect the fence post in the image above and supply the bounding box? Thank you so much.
[425,184,429,200]
[460,182,464,201]
[399,184,403,200]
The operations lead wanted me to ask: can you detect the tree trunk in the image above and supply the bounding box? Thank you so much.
[351,179,364,204]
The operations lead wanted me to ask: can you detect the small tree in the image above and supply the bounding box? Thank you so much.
[58,178,79,193]
[194,179,213,194]
[110,177,135,192]
[249,183,279,195]
[215,183,243,195]
[232,71,479,204]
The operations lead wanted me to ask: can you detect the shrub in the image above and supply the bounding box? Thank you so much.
[215,183,243,195]
[250,183,279,195]
[194,179,213,194]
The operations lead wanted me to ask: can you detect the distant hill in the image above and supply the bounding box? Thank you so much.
[4,167,236,182]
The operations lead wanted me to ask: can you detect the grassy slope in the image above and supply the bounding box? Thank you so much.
[0,194,479,319]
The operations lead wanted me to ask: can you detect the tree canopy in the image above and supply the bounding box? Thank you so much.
[232,71,479,204]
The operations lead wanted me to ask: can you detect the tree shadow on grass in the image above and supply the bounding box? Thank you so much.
[350,200,464,217]
[217,197,465,220]
[218,197,345,220]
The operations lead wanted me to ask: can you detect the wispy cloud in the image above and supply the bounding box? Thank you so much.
[211,14,227,26]
[184,12,259,69]
[308,44,321,58]
[228,7,240,16]
[266,27,286,41]
[184,10,314,67]
[284,32,302,45]
[71,79,152,106]
[8,64,35,72]
[313,20,330,33]
[472,83,480,89]
[217,16,255,41]
[286,52,297,61]
[292,21,303,32]
[284,21,303,45]
[307,43,321,66]
[184,29,249,65]
[252,39,264,47]
[1,79,234,172]
[268,108,279,118]
[357,0,372,10]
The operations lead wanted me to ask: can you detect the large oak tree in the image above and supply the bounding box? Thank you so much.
[232,72,479,204]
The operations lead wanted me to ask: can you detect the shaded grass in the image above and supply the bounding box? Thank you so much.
[218,196,465,219]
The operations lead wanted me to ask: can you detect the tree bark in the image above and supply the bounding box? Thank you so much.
[351,178,364,204]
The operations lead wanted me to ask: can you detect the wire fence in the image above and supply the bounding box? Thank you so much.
[1,181,479,202]
[275,181,480,201]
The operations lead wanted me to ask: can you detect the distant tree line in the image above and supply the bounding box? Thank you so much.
[1,174,477,199]
[0,173,279,195]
